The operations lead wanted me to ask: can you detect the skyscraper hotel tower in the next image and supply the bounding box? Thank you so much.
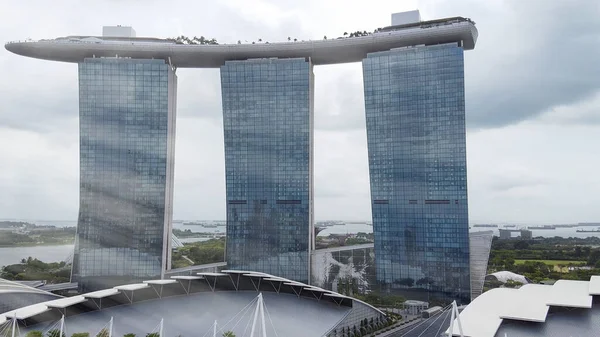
[5,11,477,301]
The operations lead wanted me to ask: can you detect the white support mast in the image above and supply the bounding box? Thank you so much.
[59,315,65,337]
[446,301,464,337]
[108,317,113,337]
[11,314,17,337]
[212,320,217,337]
[250,293,267,337]
[159,318,164,337]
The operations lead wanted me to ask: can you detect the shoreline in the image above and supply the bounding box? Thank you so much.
[0,242,74,248]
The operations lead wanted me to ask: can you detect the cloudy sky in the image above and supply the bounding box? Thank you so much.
[0,0,598,224]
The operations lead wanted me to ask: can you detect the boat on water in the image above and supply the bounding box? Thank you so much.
[503,224,516,228]
[183,222,203,226]
[576,228,600,233]
[528,225,556,230]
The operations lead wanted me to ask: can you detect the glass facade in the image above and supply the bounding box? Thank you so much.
[72,58,177,292]
[220,58,314,283]
[311,245,377,296]
[363,43,470,303]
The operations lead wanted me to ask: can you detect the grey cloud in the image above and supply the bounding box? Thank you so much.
[454,0,600,128]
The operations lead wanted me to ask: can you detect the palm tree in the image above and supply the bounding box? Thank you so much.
[287,36,291,41]
[323,35,327,40]
[293,38,297,42]
[343,32,348,36]
[222,332,236,337]
[258,38,262,42]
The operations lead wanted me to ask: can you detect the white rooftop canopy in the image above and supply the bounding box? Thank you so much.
[263,277,288,282]
[196,272,227,277]
[324,293,348,299]
[221,270,253,274]
[143,279,177,285]
[170,275,204,280]
[498,284,551,322]
[588,275,600,295]
[45,295,87,309]
[5,303,51,320]
[447,287,507,337]
[114,283,149,291]
[83,288,120,299]
[546,280,592,308]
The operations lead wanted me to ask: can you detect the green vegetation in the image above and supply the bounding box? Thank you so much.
[122,334,135,337]
[71,333,89,337]
[0,225,76,247]
[171,238,225,269]
[26,331,43,337]
[487,237,600,286]
[168,35,218,45]
[222,332,236,337]
[47,329,66,337]
[0,257,70,283]
[514,259,586,265]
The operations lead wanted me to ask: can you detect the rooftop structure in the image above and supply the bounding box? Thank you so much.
[5,17,477,67]
[446,276,600,337]
[0,279,62,314]
[1,271,385,337]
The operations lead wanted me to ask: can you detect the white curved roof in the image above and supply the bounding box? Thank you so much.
[447,276,600,337]
[0,278,60,296]
[4,271,384,337]
[4,18,477,67]
[488,271,529,284]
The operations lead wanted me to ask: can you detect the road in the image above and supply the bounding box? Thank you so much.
[387,309,453,337]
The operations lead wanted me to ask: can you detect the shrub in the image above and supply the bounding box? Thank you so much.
[96,329,109,337]
[26,331,43,337]
[47,330,66,337]
[71,333,89,337]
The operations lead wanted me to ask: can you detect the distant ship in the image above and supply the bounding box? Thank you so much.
[183,222,203,226]
[473,224,498,228]
[576,228,600,233]
[503,224,516,228]
[528,225,556,230]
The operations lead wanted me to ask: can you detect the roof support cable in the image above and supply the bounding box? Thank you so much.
[249,277,259,291]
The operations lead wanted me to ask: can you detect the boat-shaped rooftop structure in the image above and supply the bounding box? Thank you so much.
[5,17,477,68]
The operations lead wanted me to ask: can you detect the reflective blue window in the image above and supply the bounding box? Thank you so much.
[363,43,470,303]
[221,58,314,282]
[73,58,177,292]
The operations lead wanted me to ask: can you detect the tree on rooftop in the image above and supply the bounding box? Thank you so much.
[26,331,43,337]
[47,329,66,337]
[71,333,89,337]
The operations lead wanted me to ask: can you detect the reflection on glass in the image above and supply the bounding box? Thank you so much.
[221,58,314,282]
[363,43,471,303]
[72,58,177,292]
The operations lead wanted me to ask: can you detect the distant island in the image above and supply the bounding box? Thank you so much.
[0,221,76,247]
